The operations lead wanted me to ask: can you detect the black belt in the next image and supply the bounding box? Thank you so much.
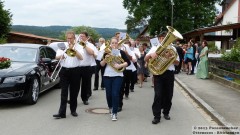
[104,76,122,78]
[62,67,77,70]
[78,66,91,68]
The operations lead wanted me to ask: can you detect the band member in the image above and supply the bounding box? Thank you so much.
[130,40,140,90]
[144,31,180,124]
[53,31,83,119]
[94,38,106,90]
[100,37,130,121]
[89,37,98,96]
[78,32,96,105]
[121,40,136,99]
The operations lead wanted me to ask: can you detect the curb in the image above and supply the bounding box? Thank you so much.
[175,77,234,128]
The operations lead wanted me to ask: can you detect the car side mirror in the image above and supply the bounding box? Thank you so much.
[41,58,52,64]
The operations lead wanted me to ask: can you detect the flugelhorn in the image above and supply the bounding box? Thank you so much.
[104,40,125,72]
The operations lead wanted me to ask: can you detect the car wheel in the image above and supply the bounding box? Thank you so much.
[26,76,40,105]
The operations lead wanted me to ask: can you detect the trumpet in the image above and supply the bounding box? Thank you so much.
[76,35,90,48]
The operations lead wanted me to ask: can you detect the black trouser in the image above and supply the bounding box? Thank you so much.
[89,66,96,96]
[123,70,132,96]
[78,66,92,102]
[152,70,174,119]
[119,74,126,109]
[191,59,197,74]
[175,59,182,73]
[94,60,105,89]
[130,62,137,90]
[58,67,80,115]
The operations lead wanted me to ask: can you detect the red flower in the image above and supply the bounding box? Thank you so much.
[0,57,11,69]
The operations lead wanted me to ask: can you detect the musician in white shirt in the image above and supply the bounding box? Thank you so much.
[144,32,179,124]
[77,32,95,105]
[93,38,106,90]
[53,31,83,119]
[100,37,130,121]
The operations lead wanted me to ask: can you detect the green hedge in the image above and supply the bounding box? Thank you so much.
[221,38,240,62]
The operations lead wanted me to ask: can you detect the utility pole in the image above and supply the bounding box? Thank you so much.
[171,0,174,27]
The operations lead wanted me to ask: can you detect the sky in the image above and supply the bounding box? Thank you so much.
[3,0,129,29]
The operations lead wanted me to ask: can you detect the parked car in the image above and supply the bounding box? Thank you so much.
[0,43,60,104]
[48,42,67,52]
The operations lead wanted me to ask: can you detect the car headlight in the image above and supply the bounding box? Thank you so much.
[3,76,26,83]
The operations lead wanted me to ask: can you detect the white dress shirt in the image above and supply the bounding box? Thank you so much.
[56,43,83,68]
[79,41,96,67]
[104,51,124,77]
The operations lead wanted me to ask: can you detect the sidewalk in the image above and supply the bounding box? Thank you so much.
[175,72,240,126]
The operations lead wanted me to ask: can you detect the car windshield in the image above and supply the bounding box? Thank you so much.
[0,46,37,62]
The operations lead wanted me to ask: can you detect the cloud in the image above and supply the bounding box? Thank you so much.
[4,0,129,29]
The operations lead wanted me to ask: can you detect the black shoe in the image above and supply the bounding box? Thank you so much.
[53,114,66,119]
[67,100,70,104]
[164,115,171,120]
[125,95,129,100]
[93,88,98,91]
[117,107,122,112]
[71,112,78,117]
[130,89,134,92]
[152,118,160,124]
[83,101,89,105]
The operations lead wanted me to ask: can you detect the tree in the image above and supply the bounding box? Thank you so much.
[123,0,221,36]
[59,26,100,42]
[0,0,12,43]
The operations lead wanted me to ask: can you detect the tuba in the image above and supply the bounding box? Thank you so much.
[104,40,125,72]
[148,26,183,75]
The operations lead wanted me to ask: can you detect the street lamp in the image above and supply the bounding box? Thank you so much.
[170,0,174,27]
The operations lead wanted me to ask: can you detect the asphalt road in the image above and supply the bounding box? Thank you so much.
[0,78,216,135]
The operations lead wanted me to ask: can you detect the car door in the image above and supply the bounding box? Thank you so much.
[38,47,51,90]
[44,47,60,87]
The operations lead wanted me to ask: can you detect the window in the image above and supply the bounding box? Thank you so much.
[45,47,56,59]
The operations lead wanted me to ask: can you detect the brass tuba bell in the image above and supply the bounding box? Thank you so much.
[148,26,183,75]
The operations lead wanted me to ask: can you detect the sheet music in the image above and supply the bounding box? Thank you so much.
[119,32,126,40]
[150,37,160,47]
[111,49,120,56]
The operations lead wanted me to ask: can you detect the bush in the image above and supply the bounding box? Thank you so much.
[0,36,7,44]
[221,38,240,62]
[208,41,219,53]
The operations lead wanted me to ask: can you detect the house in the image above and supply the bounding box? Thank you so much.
[7,31,64,45]
[214,0,240,50]
[182,0,240,50]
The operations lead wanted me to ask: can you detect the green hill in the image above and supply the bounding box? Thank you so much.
[10,25,136,40]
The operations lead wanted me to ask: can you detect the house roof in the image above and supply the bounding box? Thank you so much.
[9,31,64,42]
[136,25,149,39]
[183,22,240,37]
[214,0,237,25]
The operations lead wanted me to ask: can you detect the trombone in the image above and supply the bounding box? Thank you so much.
[50,35,89,81]
[50,40,77,81]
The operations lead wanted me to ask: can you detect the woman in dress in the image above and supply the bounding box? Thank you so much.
[137,45,146,88]
[196,40,209,79]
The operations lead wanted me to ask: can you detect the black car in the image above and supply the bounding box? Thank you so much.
[0,43,60,104]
